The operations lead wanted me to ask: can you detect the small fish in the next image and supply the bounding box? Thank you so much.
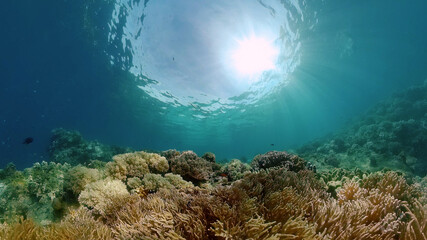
[23,137,34,144]
[270,143,274,146]
[172,57,175,61]
[220,173,228,178]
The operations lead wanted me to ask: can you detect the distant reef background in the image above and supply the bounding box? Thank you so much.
[298,80,427,176]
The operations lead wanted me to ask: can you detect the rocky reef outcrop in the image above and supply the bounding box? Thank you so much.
[298,81,427,176]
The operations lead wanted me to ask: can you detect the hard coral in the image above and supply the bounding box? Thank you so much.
[220,159,252,181]
[202,152,216,163]
[141,173,174,192]
[25,161,70,223]
[78,179,129,215]
[298,82,427,175]
[26,161,70,203]
[0,208,113,240]
[64,165,101,196]
[251,151,308,172]
[169,151,216,183]
[106,151,169,181]
[106,189,209,240]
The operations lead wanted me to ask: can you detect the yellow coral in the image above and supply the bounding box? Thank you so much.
[0,209,113,240]
[337,179,367,203]
[164,173,194,189]
[106,151,169,180]
[211,215,320,240]
[78,179,129,215]
[401,200,427,240]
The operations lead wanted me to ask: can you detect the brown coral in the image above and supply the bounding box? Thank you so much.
[0,208,113,240]
[169,151,216,183]
[251,151,308,172]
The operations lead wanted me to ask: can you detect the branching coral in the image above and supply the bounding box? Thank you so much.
[78,179,129,215]
[164,173,194,189]
[106,151,169,181]
[169,151,216,183]
[401,200,427,240]
[310,177,406,240]
[1,138,425,240]
[202,152,216,163]
[361,171,422,204]
[105,189,209,240]
[64,165,101,196]
[141,173,174,191]
[220,159,252,181]
[26,161,70,203]
[0,208,113,240]
[25,161,71,223]
[251,151,308,172]
[211,215,320,240]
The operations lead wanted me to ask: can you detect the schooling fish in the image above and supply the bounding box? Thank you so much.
[22,137,33,144]
[270,143,274,146]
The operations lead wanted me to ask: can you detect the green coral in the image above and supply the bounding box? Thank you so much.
[64,166,101,196]
[0,163,18,181]
[140,173,194,192]
[25,161,70,223]
[26,161,70,203]
[164,173,193,189]
[0,170,29,223]
[220,159,252,181]
[0,161,71,224]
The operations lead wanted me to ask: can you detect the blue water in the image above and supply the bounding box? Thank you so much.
[1,0,426,169]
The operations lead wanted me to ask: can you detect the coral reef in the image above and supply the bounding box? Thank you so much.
[219,159,252,181]
[0,153,425,239]
[63,165,101,196]
[202,152,216,163]
[251,150,308,172]
[0,125,426,239]
[298,81,427,176]
[48,128,130,166]
[78,179,129,215]
[105,151,169,181]
[169,151,218,183]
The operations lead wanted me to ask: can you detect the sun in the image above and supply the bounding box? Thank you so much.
[231,36,279,76]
